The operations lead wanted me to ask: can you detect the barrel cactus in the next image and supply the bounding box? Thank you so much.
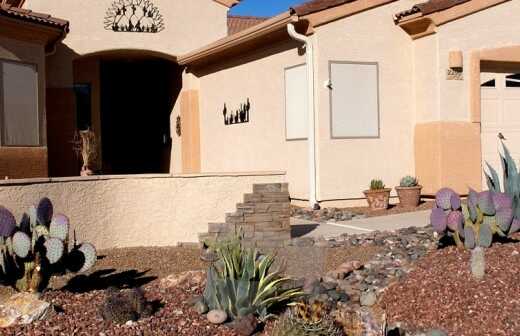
[271,301,342,336]
[0,198,97,292]
[430,188,514,249]
[399,175,418,187]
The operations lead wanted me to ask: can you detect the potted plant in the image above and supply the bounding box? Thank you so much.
[395,175,422,208]
[363,179,391,211]
[72,128,98,176]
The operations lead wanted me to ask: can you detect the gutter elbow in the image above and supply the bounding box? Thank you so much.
[287,23,308,44]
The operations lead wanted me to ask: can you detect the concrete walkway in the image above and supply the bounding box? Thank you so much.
[291,210,431,239]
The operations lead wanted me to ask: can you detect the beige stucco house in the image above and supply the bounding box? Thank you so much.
[2,0,520,207]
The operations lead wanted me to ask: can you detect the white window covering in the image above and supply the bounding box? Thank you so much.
[1,61,39,146]
[285,64,308,140]
[330,62,379,138]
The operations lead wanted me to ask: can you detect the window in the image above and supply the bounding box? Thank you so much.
[330,62,380,138]
[506,74,520,88]
[1,60,39,146]
[481,79,496,87]
[285,64,308,140]
[74,84,92,130]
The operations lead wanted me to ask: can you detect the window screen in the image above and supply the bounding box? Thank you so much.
[285,64,308,140]
[330,62,379,138]
[1,61,39,146]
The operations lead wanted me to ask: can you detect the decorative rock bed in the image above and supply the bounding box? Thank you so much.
[1,226,517,335]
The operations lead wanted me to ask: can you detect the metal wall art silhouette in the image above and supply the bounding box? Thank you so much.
[223,98,251,125]
[104,0,165,33]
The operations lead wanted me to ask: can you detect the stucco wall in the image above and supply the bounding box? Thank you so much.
[194,41,310,200]
[435,0,520,122]
[314,0,417,200]
[0,35,48,178]
[186,1,421,202]
[0,172,286,250]
[24,0,228,58]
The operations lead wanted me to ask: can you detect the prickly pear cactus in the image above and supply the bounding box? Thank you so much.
[431,188,514,250]
[0,198,97,292]
[0,206,16,237]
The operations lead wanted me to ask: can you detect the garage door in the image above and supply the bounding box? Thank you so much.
[481,72,520,186]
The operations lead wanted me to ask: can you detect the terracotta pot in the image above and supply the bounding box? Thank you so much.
[395,186,422,208]
[363,188,392,211]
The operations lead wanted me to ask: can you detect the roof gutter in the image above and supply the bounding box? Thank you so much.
[287,23,318,209]
[178,11,299,66]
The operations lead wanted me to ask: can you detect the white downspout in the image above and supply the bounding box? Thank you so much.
[287,23,318,209]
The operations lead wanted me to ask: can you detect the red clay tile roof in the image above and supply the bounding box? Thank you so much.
[291,0,357,16]
[394,0,471,21]
[0,4,69,31]
[227,15,269,35]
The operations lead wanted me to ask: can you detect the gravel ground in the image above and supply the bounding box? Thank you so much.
[3,278,240,336]
[346,201,434,217]
[381,240,520,336]
[291,201,434,222]
[0,244,378,334]
[50,246,207,290]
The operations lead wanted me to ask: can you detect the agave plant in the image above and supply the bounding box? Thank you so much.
[430,187,515,249]
[0,198,97,292]
[203,237,303,320]
[484,140,520,234]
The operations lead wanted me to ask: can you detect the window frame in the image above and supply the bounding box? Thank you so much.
[328,60,381,140]
[0,58,41,147]
[284,62,308,141]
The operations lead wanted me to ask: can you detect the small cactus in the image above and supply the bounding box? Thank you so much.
[399,176,418,187]
[369,179,385,190]
[100,287,153,324]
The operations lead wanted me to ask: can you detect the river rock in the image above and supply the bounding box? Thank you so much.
[0,292,52,328]
[207,309,227,324]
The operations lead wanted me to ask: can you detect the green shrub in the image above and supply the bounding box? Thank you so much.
[203,237,303,320]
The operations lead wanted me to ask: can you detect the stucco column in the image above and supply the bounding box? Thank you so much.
[180,90,201,173]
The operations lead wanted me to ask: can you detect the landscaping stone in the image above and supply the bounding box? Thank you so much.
[160,270,206,289]
[207,309,227,324]
[360,291,377,307]
[0,292,52,328]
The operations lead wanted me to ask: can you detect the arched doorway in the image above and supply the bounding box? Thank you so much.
[73,50,181,174]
